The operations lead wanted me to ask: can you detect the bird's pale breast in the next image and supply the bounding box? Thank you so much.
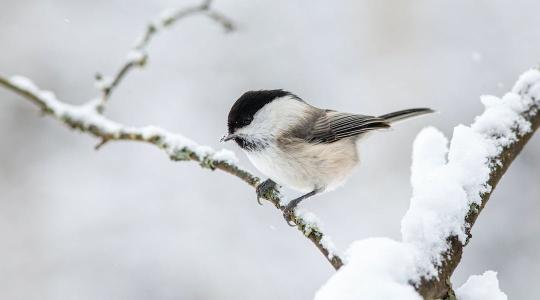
[246,137,359,193]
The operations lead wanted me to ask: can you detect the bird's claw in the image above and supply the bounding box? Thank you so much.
[255,179,277,205]
[282,203,298,227]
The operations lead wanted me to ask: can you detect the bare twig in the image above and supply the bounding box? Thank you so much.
[203,10,235,32]
[0,74,343,270]
[95,0,235,110]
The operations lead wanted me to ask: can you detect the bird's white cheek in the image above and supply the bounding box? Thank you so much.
[236,97,310,138]
[236,119,278,141]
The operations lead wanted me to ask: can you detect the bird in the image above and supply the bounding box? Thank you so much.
[221,89,433,224]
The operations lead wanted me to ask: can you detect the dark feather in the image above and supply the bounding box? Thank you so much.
[304,111,390,144]
[378,108,434,123]
[302,107,434,144]
[227,89,301,134]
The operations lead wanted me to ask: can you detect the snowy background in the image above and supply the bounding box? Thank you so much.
[0,0,539,299]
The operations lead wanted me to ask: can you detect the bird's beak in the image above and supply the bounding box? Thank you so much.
[220,133,237,142]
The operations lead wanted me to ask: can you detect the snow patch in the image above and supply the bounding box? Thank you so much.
[94,75,113,90]
[211,149,239,164]
[401,125,496,276]
[315,238,421,300]
[401,69,540,278]
[125,50,146,64]
[295,210,338,260]
[456,271,507,300]
[315,69,540,298]
[156,8,178,28]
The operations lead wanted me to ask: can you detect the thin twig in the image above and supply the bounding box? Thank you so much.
[95,0,235,110]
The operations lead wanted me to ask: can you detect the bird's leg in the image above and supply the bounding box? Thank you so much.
[283,189,319,226]
[256,179,277,205]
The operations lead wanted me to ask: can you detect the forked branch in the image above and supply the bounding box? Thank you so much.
[0,0,342,270]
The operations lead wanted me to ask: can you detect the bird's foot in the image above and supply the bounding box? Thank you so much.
[281,189,319,227]
[255,179,277,205]
[282,200,300,227]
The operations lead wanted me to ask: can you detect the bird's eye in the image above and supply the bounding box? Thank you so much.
[240,118,251,126]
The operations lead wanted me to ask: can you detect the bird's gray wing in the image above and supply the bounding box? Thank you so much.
[304,110,390,144]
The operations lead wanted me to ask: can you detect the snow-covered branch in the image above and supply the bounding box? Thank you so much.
[3,0,537,297]
[0,1,342,270]
[0,73,342,270]
[316,69,540,299]
[94,0,234,111]
[3,67,537,298]
[412,70,540,298]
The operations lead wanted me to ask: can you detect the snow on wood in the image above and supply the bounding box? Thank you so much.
[316,69,540,299]
[8,75,238,165]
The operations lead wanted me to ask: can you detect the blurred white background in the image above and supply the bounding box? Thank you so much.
[1,0,539,299]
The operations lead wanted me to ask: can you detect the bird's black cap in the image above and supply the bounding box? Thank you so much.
[227,89,298,133]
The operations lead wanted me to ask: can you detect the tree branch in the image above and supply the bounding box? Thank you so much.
[94,0,235,111]
[0,0,343,271]
[314,70,540,300]
[3,2,537,293]
[0,73,342,270]
[415,72,540,299]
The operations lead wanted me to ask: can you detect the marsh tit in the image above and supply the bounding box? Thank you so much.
[222,90,433,223]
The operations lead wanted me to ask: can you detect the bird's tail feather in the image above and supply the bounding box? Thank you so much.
[379,108,434,124]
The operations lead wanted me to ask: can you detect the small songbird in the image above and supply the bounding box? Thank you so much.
[222,90,433,223]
